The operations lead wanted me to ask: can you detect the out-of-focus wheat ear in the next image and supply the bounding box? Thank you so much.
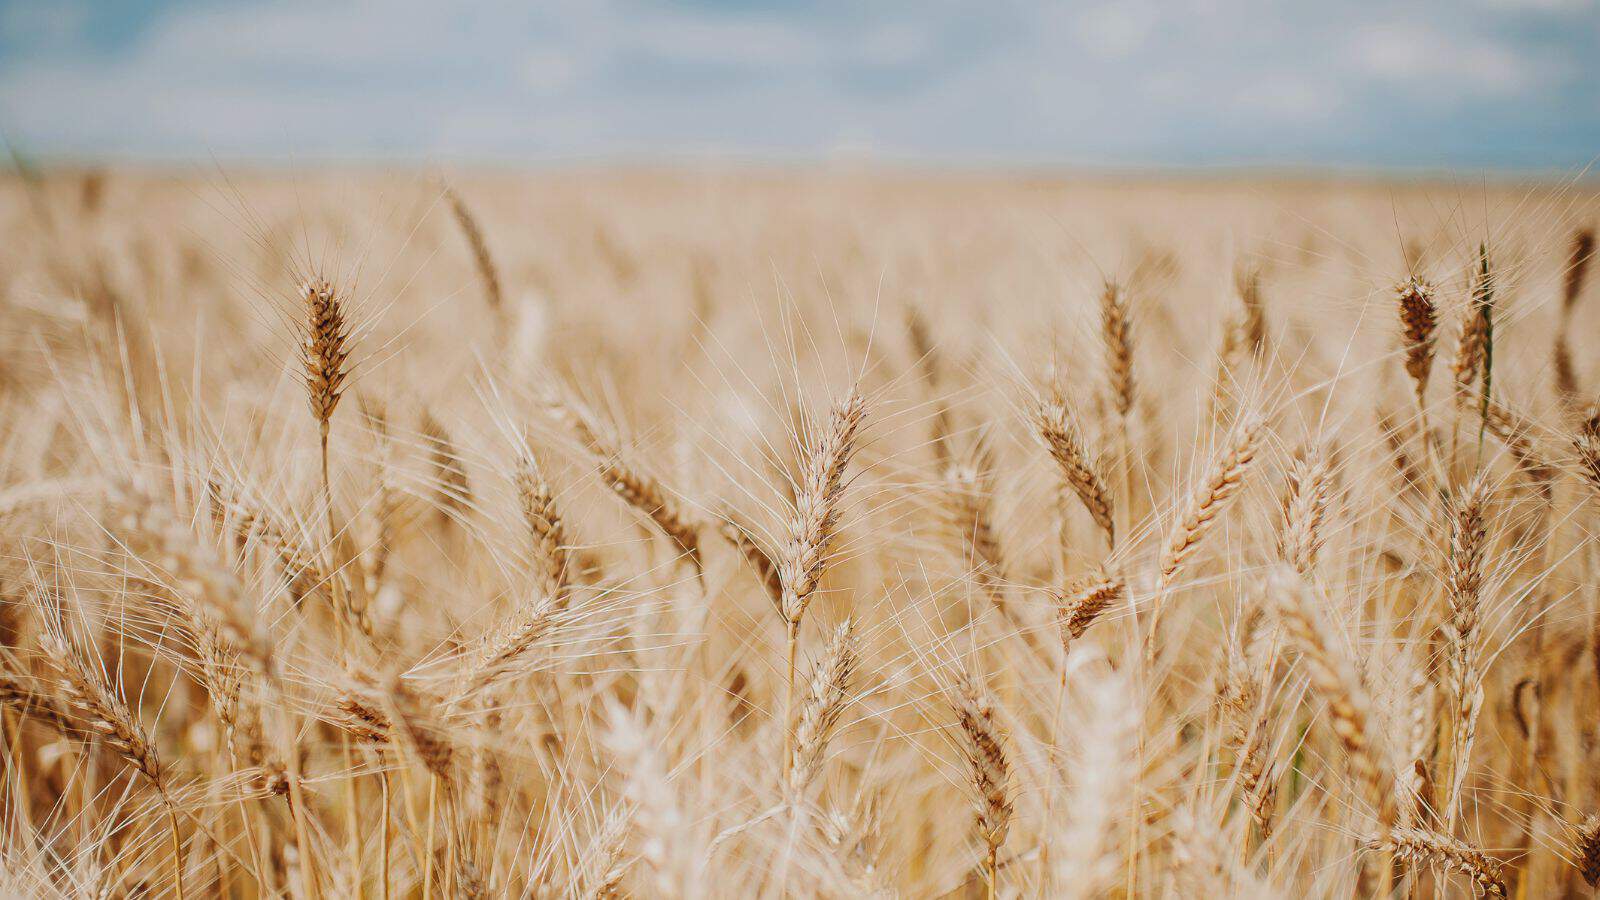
[1265,566,1395,834]
[602,701,701,899]
[0,663,78,741]
[715,510,781,612]
[1398,666,1436,827]
[361,395,404,607]
[949,666,1012,900]
[37,628,187,898]
[1396,276,1439,409]
[386,677,453,780]
[443,184,503,312]
[1031,393,1115,549]
[1058,570,1124,650]
[1571,814,1600,886]
[513,445,572,607]
[299,277,352,443]
[1100,280,1136,418]
[1052,664,1138,898]
[1556,230,1594,408]
[333,676,394,745]
[583,808,633,898]
[944,435,1004,587]
[211,479,335,615]
[459,599,558,699]
[787,619,859,799]
[945,435,1034,647]
[903,301,954,469]
[780,390,867,628]
[1368,826,1507,897]
[1564,229,1595,315]
[1572,409,1600,497]
[1482,399,1556,503]
[541,385,704,569]
[1377,406,1429,501]
[1554,242,1582,392]
[1277,445,1333,575]
[1147,413,1266,653]
[113,486,275,677]
[1440,474,1491,829]
[1452,245,1495,428]
[422,411,473,519]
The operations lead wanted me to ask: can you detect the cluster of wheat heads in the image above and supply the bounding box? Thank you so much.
[1,170,1599,897]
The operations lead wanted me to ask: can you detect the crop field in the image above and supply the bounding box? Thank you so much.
[0,168,1597,897]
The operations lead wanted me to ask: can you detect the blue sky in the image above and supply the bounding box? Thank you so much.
[1,0,1597,170]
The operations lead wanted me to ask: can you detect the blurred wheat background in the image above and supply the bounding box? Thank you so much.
[0,165,1596,898]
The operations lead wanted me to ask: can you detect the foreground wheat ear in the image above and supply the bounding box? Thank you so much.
[9,171,1600,897]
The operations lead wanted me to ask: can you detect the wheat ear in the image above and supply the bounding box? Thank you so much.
[1265,567,1395,833]
[1440,474,1491,831]
[1100,280,1136,418]
[1571,814,1600,887]
[950,667,1012,900]
[513,445,573,607]
[1031,393,1115,549]
[1397,277,1439,408]
[1277,445,1333,575]
[1158,413,1265,589]
[787,619,859,799]
[779,390,867,773]
[1555,229,1594,407]
[1368,826,1506,897]
[543,387,704,568]
[443,184,503,311]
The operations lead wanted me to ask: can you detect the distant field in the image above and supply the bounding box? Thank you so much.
[0,168,1596,897]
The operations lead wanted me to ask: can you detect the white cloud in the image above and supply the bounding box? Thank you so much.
[1072,2,1159,60]
[1352,22,1555,95]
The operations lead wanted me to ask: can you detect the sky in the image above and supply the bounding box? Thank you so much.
[0,0,1597,171]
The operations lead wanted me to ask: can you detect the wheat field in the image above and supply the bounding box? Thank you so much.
[0,167,1598,898]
